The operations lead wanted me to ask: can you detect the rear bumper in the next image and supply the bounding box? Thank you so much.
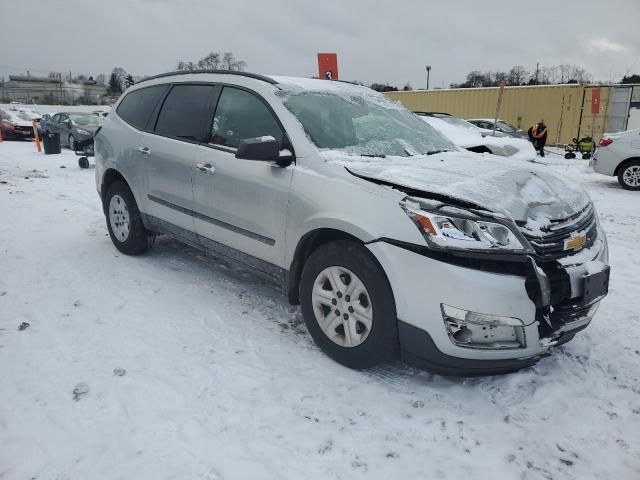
[592,148,621,176]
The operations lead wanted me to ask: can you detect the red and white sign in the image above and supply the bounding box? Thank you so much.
[317,53,338,81]
[591,88,601,114]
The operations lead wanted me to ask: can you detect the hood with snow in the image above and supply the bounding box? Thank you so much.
[320,150,591,232]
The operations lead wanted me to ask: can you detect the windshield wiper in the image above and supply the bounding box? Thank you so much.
[425,149,450,155]
[360,154,386,158]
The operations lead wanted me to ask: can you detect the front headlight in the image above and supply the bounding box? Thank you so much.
[76,128,90,135]
[401,199,525,251]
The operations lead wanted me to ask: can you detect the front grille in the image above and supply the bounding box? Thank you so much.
[15,126,34,135]
[520,204,598,260]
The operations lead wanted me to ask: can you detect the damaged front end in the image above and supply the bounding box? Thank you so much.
[363,172,610,355]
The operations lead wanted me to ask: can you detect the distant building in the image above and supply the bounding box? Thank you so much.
[0,74,108,104]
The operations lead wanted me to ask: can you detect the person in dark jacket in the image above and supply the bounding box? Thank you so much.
[528,120,548,157]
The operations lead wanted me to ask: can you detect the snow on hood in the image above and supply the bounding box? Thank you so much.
[320,149,591,230]
[418,116,484,149]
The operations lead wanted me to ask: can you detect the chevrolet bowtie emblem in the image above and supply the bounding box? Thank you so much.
[564,233,587,251]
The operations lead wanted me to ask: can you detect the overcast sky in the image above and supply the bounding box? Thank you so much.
[1,0,638,88]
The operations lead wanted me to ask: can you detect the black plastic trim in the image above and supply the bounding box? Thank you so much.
[398,320,547,376]
[136,70,278,85]
[147,194,276,246]
[141,213,287,285]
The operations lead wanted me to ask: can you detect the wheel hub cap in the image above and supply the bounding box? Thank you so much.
[623,166,640,187]
[311,266,373,348]
[109,194,130,242]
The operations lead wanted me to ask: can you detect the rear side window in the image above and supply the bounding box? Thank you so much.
[154,84,219,142]
[211,87,283,149]
[116,85,167,130]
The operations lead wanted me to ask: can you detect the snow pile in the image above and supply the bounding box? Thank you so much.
[0,143,639,480]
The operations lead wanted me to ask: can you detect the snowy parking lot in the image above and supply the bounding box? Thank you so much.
[0,141,639,479]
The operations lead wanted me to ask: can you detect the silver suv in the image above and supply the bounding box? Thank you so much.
[95,71,610,375]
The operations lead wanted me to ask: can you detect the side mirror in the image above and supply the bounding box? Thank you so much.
[236,136,292,165]
[65,120,72,128]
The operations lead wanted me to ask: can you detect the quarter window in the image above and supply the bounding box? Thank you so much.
[154,84,219,142]
[211,87,283,149]
[116,85,167,130]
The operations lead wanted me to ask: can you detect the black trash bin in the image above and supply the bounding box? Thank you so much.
[42,132,61,155]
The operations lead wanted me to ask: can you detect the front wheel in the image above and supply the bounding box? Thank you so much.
[618,160,640,191]
[299,240,398,369]
[104,180,155,255]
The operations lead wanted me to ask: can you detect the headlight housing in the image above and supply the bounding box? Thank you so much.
[401,198,525,252]
[76,128,90,135]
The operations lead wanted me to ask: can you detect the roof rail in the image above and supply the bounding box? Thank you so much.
[136,70,278,85]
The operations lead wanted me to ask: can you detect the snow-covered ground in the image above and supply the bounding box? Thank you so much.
[0,141,638,480]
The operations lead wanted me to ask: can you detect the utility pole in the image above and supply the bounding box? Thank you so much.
[425,65,431,90]
[535,63,539,85]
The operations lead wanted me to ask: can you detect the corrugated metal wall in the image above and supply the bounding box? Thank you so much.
[385,84,629,145]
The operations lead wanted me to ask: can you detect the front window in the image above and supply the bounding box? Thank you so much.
[497,121,518,133]
[69,114,101,126]
[15,112,32,121]
[280,90,455,157]
[211,87,284,149]
[439,116,479,131]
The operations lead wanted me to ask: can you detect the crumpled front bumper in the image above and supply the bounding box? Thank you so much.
[367,229,609,376]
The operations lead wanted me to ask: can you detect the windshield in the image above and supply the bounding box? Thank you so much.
[69,114,100,126]
[497,120,518,133]
[15,112,32,121]
[281,91,455,157]
[439,116,479,131]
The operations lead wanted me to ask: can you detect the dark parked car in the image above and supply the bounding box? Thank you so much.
[45,112,101,148]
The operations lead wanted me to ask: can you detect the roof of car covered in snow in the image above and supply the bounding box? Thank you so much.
[136,70,368,93]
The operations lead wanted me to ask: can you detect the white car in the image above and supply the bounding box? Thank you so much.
[467,118,529,139]
[416,113,536,162]
[9,107,41,121]
[592,129,640,190]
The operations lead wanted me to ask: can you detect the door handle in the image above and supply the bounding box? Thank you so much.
[196,162,216,174]
[137,147,150,155]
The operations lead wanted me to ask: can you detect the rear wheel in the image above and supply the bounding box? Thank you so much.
[299,240,398,369]
[617,160,640,191]
[104,180,155,255]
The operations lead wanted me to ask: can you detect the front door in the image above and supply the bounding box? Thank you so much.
[192,86,294,268]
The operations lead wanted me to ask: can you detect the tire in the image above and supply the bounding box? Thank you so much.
[68,134,75,150]
[617,160,640,191]
[299,240,398,369]
[78,157,89,169]
[104,180,155,255]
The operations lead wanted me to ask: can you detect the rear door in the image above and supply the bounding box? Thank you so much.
[192,86,294,267]
[140,83,220,236]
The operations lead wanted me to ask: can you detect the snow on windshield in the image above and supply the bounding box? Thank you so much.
[276,80,455,157]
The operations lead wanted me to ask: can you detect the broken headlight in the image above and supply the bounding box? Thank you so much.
[401,199,524,252]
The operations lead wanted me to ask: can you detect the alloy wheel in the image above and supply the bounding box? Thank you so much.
[622,165,640,187]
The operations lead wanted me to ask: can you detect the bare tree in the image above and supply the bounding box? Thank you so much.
[198,52,221,70]
[222,52,247,71]
[175,52,247,72]
[507,66,528,86]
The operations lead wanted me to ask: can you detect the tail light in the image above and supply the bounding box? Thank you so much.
[599,138,613,147]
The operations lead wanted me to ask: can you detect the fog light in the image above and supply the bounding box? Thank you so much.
[440,304,526,350]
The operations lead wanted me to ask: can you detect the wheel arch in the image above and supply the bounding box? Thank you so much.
[288,228,366,305]
[100,169,130,214]
[614,157,640,177]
